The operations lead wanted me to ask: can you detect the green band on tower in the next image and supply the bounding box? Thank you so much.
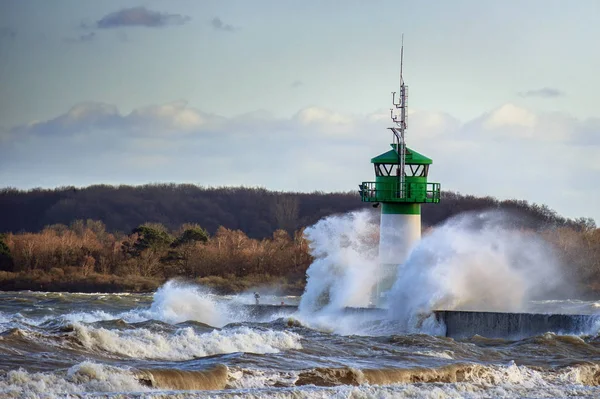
[381,203,421,215]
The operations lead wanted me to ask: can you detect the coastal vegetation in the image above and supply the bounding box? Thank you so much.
[0,184,598,295]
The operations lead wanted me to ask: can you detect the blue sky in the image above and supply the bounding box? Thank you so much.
[0,1,599,222]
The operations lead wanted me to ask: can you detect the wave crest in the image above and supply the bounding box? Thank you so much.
[295,362,600,387]
[72,323,302,360]
[137,364,229,391]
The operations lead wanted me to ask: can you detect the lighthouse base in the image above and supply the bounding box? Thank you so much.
[375,204,421,305]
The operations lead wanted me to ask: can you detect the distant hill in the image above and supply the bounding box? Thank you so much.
[0,184,593,236]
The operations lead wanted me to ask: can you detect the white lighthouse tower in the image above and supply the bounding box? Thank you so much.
[359,40,441,302]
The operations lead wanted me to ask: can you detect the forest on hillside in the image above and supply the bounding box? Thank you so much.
[0,184,598,295]
[0,221,311,293]
[0,184,595,237]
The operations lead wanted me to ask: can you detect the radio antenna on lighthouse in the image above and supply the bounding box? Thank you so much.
[389,34,407,198]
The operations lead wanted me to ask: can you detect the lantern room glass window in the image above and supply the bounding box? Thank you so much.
[375,164,395,176]
[406,165,429,177]
[375,164,429,177]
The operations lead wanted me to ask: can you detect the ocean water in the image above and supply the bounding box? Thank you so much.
[2,283,600,399]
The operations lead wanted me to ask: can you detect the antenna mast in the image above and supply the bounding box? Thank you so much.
[390,34,408,198]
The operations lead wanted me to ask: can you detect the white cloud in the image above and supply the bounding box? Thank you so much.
[483,103,537,130]
[459,103,592,143]
[126,101,215,132]
[10,102,120,137]
[10,101,223,138]
[2,101,599,222]
[64,102,119,123]
[406,109,460,139]
[294,107,355,134]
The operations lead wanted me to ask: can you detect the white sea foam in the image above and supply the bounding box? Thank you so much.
[228,368,298,390]
[60,310,119,324]
[72,323,302,360]
[2,360,600,398]
[413,350,454,359]
[162,363,599,399]
[0,361,149,398]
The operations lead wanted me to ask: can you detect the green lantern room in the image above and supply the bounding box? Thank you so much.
[360,144,441,204]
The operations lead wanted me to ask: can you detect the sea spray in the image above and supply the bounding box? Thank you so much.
[298,209,567,335]
[40,281,233,327]
[142,280,289,326]
[387,211,566,325]
[295,210,399,335]
[145,280,228,326]
[299,210,380,313]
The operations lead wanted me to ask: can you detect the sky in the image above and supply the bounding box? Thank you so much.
[0,0,599,223]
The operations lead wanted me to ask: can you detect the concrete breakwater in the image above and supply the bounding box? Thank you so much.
[240,305,600,338]
[435,310,600,339]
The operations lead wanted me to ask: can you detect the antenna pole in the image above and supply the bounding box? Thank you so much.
[389,35,407,198]
[400,34,404,86]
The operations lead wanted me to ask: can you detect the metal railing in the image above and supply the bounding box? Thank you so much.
[360,181,441,203]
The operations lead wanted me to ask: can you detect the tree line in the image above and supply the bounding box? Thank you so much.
[0,184,594,238]
[0,220,311,293]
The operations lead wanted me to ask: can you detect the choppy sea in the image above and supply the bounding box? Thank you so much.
[2,281,600,398]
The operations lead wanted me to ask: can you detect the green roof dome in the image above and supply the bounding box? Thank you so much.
[371,144,433,165]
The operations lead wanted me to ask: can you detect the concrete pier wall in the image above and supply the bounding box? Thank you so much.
[239,305,599,338]
[435,310,600,339]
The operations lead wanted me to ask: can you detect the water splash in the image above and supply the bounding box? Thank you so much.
[298,209,567,335]
[144,280,229,326]
[299,210,380,313]
[387,211,566,326]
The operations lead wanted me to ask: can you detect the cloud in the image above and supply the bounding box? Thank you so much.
[125,101,223,133]
[2,101,599,222]
[0,27,16,40]
[483,103,537,130]
[64,32,96,44]
[293,107,355,135]
[291,80,303,88]
[518,87,565,98]
[458,103,594,143]
[96,7,190,29]
[210,17,235,32]
[406,109,460,139]
[8,101,224,138]
[10,102,120,136]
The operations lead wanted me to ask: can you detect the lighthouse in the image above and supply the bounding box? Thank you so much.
[359,42,440,303]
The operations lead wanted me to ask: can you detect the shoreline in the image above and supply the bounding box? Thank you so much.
[1,271,598,301]
[0,271,306,295]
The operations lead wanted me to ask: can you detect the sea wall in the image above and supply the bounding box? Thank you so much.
[435,310,600,339]
[240,305,600,339]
